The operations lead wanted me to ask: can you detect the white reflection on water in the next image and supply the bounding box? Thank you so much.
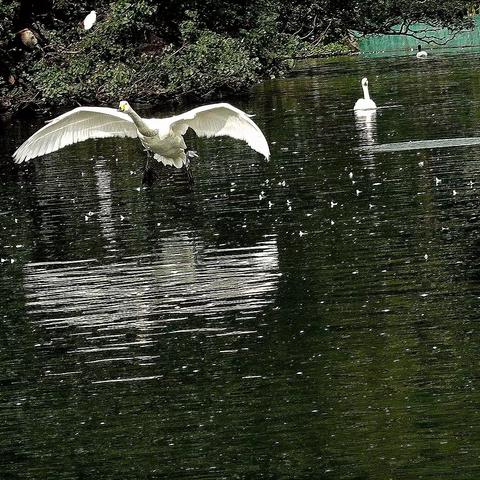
[366,136,480,153]
[354,110,377,147]
[22,235,279,354]
[94,157,115,249]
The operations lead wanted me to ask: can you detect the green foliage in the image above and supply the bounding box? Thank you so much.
[0,1,19,42]
[162,29,261,98]
[0,0,476,113]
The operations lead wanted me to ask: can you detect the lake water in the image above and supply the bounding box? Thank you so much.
[2,51,480,479]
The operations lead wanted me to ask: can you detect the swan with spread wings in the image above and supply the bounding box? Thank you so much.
[13,101,270,184]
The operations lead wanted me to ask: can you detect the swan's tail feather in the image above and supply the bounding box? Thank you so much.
[153,152,186,169]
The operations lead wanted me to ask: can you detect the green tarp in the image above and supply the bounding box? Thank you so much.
[357,15,480,52]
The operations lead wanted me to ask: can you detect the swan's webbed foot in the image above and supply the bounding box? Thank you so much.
[186,150,199,161]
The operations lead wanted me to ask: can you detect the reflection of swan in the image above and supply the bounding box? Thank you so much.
[416,45,428,58]
[23,235,279,335]
[354,109,377,146]
[354,78,377,111]
[94,158,116,251]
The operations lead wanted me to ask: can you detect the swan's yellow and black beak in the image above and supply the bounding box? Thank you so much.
[118,101,127,112]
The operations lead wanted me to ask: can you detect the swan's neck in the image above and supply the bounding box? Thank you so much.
[362,84,371,101]
[127,109,156,136]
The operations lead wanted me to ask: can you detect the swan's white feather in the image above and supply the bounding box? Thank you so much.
[13,107,137,163]
[354,98,377,110]
[167,103,270,159]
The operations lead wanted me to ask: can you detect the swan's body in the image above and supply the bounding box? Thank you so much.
[353,77,377,111]
[13,101,270,182]
[83,10,97,30]
[416,45,428,58]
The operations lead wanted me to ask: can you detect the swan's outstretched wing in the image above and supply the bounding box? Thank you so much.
[13,107,137,163]
[168,103,270,159]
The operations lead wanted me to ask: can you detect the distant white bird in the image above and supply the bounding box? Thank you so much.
[416,45,428,58]
[354,77,377,111]
[13,101,270,184]
[83,10,97,30]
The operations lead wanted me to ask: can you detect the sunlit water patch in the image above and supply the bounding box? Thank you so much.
[366,136,480,153]
[22,236,279,382]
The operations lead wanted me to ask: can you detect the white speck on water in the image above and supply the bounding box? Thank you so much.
[299,231,306,237]
[268,201,273,208]
[435,177,441,185]
[330,201,337,208]
[356,190,361,196]
[420,293,429,297]
[418,161,424,167]
[453,190,457,196]
[330,220,335,225]
[352,270,359,274]
[424,254,428,260]
[135,187,141,192]
[120,215,125,221]
[349,172,353,179]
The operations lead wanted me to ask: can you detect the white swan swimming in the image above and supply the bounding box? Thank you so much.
[13,101,270,183]
[416,45,428,58]
[353,77,377,111]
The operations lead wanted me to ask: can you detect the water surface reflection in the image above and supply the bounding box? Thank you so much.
[3,52,480,479]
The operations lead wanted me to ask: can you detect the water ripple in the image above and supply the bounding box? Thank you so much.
[22,235,279,378]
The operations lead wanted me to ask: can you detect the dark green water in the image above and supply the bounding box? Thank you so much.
[3,52,480,479]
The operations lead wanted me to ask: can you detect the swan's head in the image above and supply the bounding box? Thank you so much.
[361,77,369,87]
[118,100,131,113]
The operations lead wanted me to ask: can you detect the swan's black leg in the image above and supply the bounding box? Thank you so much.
[182,151,198,185]
[142,152,161,186]
[182,164,195,185]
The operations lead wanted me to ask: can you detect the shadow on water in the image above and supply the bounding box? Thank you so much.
[3,52,480,478]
